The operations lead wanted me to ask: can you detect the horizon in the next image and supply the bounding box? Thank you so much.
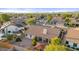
[0,8,79,13]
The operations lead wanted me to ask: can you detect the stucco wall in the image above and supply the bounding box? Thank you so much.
[68,41,73,47]
[77,44,79,48]
[65,39,79,48]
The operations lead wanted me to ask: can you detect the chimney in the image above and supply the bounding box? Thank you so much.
[43,29,47,35]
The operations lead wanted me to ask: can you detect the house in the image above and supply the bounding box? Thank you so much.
[25,25,62,43]
[64,28,79,49]
[1,25,24,35]
[0,21,24,35]
[0,33,6,40]
[11,16,26,27]
[0,21,25,41]
[70,18,79,27]
[50,16,65,26]
[65,18,79,27]
[36,18,47,25]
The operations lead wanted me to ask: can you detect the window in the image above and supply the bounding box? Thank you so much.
[2,29,5,33]
[8,31,11,33]
[49,40,51,44]
[67,45,70,47]
[45,38,48,42]
[26,34,27,36]
[66,41,69,44]
[38,37,42,41]
[73,43,77,47]
[43,39,48,43]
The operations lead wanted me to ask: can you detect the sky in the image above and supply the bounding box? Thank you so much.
[0,8,79,13]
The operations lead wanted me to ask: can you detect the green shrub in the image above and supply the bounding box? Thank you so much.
[32,38,37,46]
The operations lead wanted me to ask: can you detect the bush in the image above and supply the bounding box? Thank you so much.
[0,14,10,22]
[76,48,79,50]
[16,38,22,42]
[44,44,67,51]
[6,35,14,41]
[25,18,35,25]
[44,37,68,51]
[51,37,61,45]
[32,38,37,46]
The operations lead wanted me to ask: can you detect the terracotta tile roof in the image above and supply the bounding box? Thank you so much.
[65,28,79,43]
[52,16,65,23]
[26,25,61,39]
[53,16,63,20]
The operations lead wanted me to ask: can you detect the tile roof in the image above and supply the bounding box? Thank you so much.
[26,25,61,39]
[65,28,79,43]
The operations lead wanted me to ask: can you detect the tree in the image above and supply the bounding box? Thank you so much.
[62,13,72,19]
[32,37,37,46]
[65,17,71,23]
[64,17,75,27]
[47,14,52,23]
[0,14,10,22]
[6,34,16,41]
[50,37,61,45]
[25,18,35,25]
[44,44,67,51]
[44,37,67,51]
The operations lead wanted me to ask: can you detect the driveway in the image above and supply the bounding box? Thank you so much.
[0,47,9,51]
[12,37,32,48]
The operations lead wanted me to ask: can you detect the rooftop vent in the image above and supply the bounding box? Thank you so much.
[43,29,47,35]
